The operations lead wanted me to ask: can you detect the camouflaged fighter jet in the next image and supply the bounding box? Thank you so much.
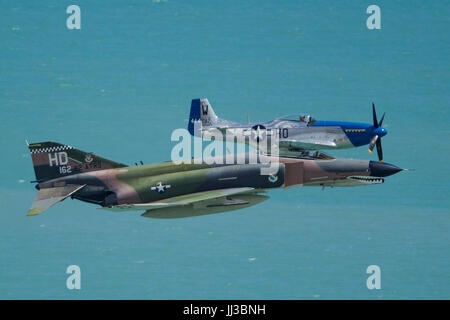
[27,141,402,219]
[188,98,388,161]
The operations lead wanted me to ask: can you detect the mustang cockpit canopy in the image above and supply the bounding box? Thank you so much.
[276,114,317,125]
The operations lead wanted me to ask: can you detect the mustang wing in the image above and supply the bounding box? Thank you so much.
[281,139,337,148]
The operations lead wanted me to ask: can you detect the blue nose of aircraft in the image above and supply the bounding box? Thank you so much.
[374,126,387,137]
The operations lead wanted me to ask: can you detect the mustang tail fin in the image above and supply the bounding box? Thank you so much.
[188,98,219,135]
[28,141,127,182]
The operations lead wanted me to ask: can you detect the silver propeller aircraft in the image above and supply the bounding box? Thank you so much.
[188,98,388,161]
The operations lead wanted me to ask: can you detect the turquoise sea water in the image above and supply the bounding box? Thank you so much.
[0,0,449,299]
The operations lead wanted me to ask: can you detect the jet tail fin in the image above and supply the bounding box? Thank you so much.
[188,98,219,135]
[27,184,86,216]
[28,141,127,182]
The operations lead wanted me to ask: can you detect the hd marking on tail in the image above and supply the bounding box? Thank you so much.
[30,144,75,174]
[28,141,126,182]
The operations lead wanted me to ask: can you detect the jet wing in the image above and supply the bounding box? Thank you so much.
[27,184,86,216]
[99,187,269,218]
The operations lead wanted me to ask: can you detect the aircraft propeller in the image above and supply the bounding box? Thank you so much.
[368,103,386,162]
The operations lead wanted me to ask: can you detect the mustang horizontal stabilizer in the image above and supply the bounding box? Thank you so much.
[99,187,269,218]
[27,184,86,216]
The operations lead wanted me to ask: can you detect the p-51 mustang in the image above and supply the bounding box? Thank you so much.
[27,141,402,219]
[188,98,388,161]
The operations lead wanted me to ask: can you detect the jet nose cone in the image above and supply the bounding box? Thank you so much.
[369,161,403,177]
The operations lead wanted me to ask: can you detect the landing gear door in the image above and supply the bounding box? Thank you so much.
[284,162,304,188]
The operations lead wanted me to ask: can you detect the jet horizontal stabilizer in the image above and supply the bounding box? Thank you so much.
[27,184,86,216]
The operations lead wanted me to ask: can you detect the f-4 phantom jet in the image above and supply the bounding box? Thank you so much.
[27,141,402,219]
[188,98,388,161]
